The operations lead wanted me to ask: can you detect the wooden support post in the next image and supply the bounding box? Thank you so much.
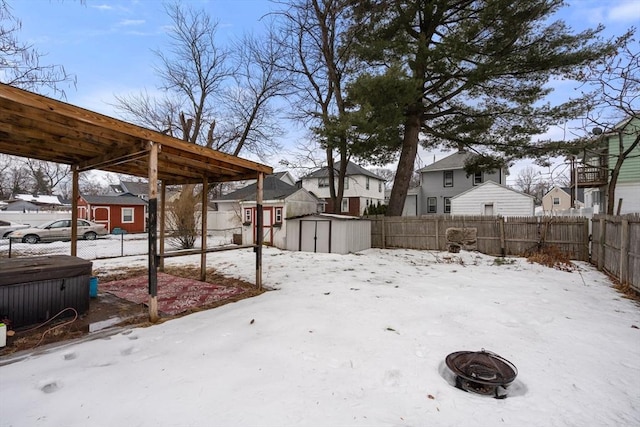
[620,219,629,285]
[256,173,264,290]
[200,177,208,282]
[148,141,159,323]
[159,181,166,272]
[598,218,605,271]
[71,166,79,257]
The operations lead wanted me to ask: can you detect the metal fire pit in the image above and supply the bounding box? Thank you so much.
[445,350,517,399]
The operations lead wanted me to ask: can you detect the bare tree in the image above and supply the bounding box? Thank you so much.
[0,0,76,97]
[570,36,639,214]
[24,159,69,194]
[115,2,288,248]
[273,0,356,213]
[514,166,553,205]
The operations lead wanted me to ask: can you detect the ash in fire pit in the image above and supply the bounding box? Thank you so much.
[445,349,517,399]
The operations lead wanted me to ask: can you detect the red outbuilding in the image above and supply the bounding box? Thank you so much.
[78,194,148,233]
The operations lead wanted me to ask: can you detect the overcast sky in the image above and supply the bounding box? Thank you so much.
[8,0,640,184]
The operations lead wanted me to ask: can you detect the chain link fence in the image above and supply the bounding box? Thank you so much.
[0,229,241,260]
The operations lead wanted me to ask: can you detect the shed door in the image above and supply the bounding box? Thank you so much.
[300,220,330,253]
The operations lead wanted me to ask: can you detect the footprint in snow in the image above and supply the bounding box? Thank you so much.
[63,352,77,361]
[39,380,61,394]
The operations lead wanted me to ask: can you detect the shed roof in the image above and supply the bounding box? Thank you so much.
[451,181,534,200]
[81,194,148,205]
[0,84,272,185]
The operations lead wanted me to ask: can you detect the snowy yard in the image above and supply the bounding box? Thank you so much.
[1,247,639,427]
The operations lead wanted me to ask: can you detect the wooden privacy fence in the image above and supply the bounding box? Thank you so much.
[370,215,590,261]
[591,214,640,293]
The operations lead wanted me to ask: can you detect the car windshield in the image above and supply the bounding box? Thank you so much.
[37,220,68,229]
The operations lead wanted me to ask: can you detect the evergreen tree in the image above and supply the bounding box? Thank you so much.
[344,0,628,216]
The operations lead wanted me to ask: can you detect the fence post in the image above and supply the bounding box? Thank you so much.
[381,215,386,249]
[499,216,506,256]
[620,219,629,285]
[598,217,605,271]
[435,217,439,251]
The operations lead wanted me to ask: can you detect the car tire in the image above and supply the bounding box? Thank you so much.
[23,235,39,244]
[84,231,97,241]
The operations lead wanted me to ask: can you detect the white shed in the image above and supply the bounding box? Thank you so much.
[451,181,534,216]
[286,214,371,254]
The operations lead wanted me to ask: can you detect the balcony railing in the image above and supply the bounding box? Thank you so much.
[575,166,608,187]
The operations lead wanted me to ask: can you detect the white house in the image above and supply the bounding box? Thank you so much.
[300,161,386,215]
[214,174,322,249]
[451,181,534,216]
[413,149,508,215]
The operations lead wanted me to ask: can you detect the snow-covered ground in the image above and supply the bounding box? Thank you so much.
[1,248,639,427]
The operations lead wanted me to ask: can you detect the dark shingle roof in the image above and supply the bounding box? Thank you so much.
[217,175,300,201]
[302,161,384,180]
[82,194,148,205]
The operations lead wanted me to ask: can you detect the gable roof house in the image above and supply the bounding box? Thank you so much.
[414,149,508,215]
[299,161,386,216]
[214,174,322,249]
[79,194,148,233]
[108,181,150,200]
[451,181,534,216]
[541,186,585,214]
[571,116,640,214]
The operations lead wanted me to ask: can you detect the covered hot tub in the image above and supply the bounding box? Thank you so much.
[0,255,92,328]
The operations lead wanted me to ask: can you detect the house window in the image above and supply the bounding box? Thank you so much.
[344,178,349,190]
[122,208,134,223]
[366,177,370,190]
[319,177,329,187]
[443,171,453,187]
[341,198,349,213]
[473,172,483,185]
[378,181,382,192]
[244,208,252,224]
[444,197,451,214]
[275,207,283,223]
[553,197,560,206]
[427,197,437,213]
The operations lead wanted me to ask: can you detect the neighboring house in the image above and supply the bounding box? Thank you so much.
[78,194,148,233]
[572,116,640,214]
[214,174,322,249]
[108,181,150,200]
[414,149,508,215]
[1,200,40,212]
[541,186,584,213]
[299,161,386,216]
[12,194,66,210]
[451,181,534,216]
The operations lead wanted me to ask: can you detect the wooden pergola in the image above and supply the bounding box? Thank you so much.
[0,83,272,321]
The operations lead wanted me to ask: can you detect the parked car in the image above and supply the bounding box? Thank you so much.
[0,220,30,238]
[9,219,108,244]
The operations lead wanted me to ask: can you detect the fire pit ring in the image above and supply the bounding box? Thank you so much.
[445,349,517,399]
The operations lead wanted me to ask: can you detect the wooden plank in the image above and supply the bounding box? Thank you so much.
[158,244,256,259]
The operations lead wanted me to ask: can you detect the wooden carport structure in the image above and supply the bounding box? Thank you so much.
[0,83,272,322]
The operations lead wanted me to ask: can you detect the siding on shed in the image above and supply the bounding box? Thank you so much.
[286,215,371,254]
[451,181,534,216]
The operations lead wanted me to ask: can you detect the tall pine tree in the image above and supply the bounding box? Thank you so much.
[344,0,627,216]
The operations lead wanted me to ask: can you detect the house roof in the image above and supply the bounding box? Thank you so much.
[82,194,148,205]
[14,194,63,205]
[110,181,150,196]
[301,161,384,180]
[451,181,534,200]
[418,150,475,173]
[216,174,301,202]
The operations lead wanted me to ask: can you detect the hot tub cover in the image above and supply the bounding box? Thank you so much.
[0,255,93,286]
